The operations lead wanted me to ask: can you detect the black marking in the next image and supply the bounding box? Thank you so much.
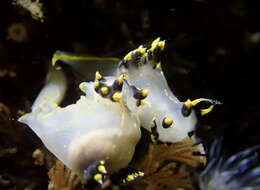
[132,86,146,100]
[181,103,191,117]
[192,151,206,156]
[136,99,145,107]
[123,51,143,68]
[140,54,147,65]
[152,63,157,70]
[147,47,163,63]
[165,142,173,146]
[188,131,194,138]
[112,79,123,92]
[147,50,153,61]
[119,60,129,69]
[131,51,142,65]
[152,47,161,62]
[99,77,106,82]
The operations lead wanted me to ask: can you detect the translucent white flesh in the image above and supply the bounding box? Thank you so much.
[19,70,140,175]
[120,63,197,143]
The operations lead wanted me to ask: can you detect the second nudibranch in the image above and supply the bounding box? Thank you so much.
[19,68,141,183]
[199,138,260,190]
[117,38,218,143]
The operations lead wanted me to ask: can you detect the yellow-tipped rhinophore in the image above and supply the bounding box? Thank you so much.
[94,173,103,184]
[79,82,86,92]
[162,117,173,128]
[112,92,121,102]
[184,98,220,116]
[95,71,102,80]
[134,46,146,55]
[93,81,99,89]
[141,89,148,98]
[155,62,162,70]
[122,73,129,80]
[97,163,107,174]
[117,75,124,85]
[139,99,147,106]
[123,52,132,61]
[100,87,109,96]
[126,174,134,181]
[100,160,105,165]
[200,105,215,116]
[150,134,158,144]
[150,38,165,52]
[123,46,146,61]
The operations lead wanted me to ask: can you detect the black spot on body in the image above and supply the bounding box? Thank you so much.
[182,104,192,117]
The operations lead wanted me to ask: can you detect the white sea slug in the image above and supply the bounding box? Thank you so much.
[117,38,220,143]
[52,38,219,144]
[199,138,260,190]
[18,67,141,184]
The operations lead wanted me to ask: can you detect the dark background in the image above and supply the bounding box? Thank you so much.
[1,0,260,189]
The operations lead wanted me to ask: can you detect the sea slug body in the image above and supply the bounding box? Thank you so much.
[19,68,141,183]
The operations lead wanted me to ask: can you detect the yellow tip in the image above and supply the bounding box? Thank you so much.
[164,117,173,126]
[95,71,102,80]
[151,38,159,51]
[141,89,148,98]
[184,99,193,109]
[151,134,158,144]
[138,171,144,176]
[185,98,219,116]
[51,56,58,67]
[150,38,165,51]
[123,74,129,80]
[201,105,214,115]
[79,83,85,92]
[135,46,146,55]
[155,62,162,70]
[117,75,124,85]
[112,92,121,102]
[94,173,102,182]
[100,87,109,95]
[140,100,147,106]
[126,174,134,181]
[93,81,99,88]
[124,53,132,61]
[97,165,107,174]
[158,41,165,51]
[99,160,105,165]
[190,99,203,106]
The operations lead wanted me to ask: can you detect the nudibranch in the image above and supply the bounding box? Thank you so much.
[117,38,220,143]
[52,38,219,144]
[18,67,141,184]
[199,138,260,190]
